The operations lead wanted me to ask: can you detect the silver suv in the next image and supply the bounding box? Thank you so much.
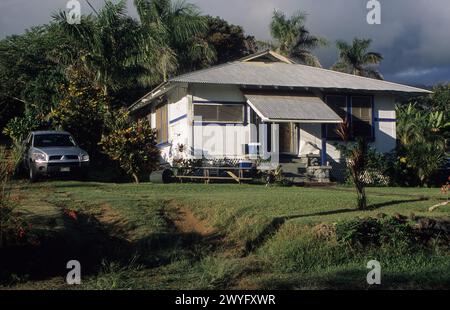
[23,131,90,182]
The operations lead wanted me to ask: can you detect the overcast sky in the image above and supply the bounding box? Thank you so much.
[1,0,449,85]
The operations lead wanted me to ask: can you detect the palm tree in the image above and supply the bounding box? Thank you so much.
[133,0,216,79]
[53,0,156,96]
[265,10,326,67]
[332,38,383,79]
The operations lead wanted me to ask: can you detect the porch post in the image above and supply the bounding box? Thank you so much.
[321,124,327,166]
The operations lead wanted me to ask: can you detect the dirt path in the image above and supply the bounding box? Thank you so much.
[94,203,131,239]
[163,201,216,237]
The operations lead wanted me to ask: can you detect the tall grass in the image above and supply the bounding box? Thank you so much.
[84,258,144,290]
[0,144,25,248]
[256,220,450,289]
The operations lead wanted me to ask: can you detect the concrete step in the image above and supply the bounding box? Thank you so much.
[279,154,303,164]
[280,163,305,175]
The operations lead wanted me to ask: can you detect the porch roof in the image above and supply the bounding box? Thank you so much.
[244,92,342,123]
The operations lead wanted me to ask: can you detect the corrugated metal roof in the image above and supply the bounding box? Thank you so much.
[245,92,342,123]
[171,62,431,94]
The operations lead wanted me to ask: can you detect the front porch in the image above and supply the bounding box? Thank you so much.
[244,92,343,183]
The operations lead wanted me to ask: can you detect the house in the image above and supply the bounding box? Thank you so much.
[129,50,430,181]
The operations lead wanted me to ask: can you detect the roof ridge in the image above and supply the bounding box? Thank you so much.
[169,61,237,82]
[286,62,430,93]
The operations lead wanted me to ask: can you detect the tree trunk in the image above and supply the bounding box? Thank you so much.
[103,85,108,97]
[356,180,367,210]
[131,173,140,184]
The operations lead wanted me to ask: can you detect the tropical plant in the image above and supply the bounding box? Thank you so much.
[53,0,154,97]
[263,10,326,67]
[48,67,109,155]
[3,109,48,144]
[336,120,369,209]
[0,25,67,134]
[100,109,160,183]
[396,103,448,186]
[332,38,383,79]
[134,0,215,78]
[346,138,368,209]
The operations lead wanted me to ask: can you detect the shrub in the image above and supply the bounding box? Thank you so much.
[335,216,415,249]
[0,146,30,248]
[100,109,160,183]
[172,158,203,176]
[259,223,349,273]
[49,67,108,155]
[3,108,49,144]
[396,103,448,186]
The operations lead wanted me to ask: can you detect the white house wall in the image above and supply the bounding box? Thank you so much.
[191,84,250,159]
[300,94,398,165]
[153,84,398,166]
[150,86,190,163]
[191,84,246,102]
[373,94,397,153]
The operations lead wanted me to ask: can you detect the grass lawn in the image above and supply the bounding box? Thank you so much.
[2,181,449,290]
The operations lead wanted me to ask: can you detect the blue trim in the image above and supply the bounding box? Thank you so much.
[193,100,246,105]
[321,124,327,166]
[169,114,187,124]
[243,103,248,125]
[371,95,375,139]
[374,118,397,122]
[347,96,352,127]
[193,122,245,126]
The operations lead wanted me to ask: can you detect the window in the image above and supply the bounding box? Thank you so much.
[326,95,348,139]
[351,96,373,138]
[155,104,168,144]
[325,95,373,140]
[33,134,77,147]
[194,104,244,123]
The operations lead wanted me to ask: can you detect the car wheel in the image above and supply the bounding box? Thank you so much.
[29,165,38,183]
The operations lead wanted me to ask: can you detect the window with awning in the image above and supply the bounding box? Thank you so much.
[244,92,342,123]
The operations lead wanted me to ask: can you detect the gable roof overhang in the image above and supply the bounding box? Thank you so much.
[171,62,431,95]
[129,82,177,113]
[238,50,296,64]
[129,51,431,114]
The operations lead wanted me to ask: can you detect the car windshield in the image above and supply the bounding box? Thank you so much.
[33,134,77,148]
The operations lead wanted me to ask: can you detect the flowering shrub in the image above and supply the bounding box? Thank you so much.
[360,169,390,186]
[100,109,160,183]
[49,67,108,155]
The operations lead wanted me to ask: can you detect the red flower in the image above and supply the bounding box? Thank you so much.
[67,210,78,220]
[17,227,26,239]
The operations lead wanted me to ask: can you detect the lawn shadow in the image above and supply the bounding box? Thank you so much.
[243,197,430,256]
[367,197,429,210]
[0,205,221,285]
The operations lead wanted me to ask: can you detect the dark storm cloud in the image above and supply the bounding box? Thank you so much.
[1,0,449,85]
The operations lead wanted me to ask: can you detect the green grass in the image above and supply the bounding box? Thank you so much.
[3,181,449,290]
